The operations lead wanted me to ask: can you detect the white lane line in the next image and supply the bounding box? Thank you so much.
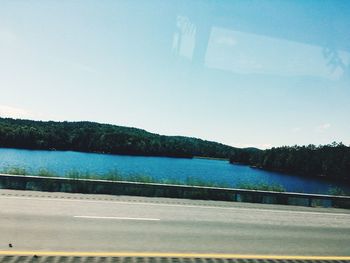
[1,194,350,217]
[74,215,160,221]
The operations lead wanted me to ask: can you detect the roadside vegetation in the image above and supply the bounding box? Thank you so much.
[327,187,348,196]
[236,183,286,192]
[0,166,225,187]
[2,166,349,196]
[1,166,289,191]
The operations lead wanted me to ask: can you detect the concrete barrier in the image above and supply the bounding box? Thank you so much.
[1,173,349,208]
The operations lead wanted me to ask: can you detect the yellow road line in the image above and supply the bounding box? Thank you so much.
[0,251,349,260]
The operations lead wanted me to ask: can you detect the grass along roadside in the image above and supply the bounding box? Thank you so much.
[236,182,285,192]
[2,166,350,196]
[0,166,231,188]
[0,166,291,192]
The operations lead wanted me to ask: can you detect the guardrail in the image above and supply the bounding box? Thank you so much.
[0,173,349,208]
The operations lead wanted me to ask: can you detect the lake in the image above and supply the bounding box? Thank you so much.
[0,148,348,194]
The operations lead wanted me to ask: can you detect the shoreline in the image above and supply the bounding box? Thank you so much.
[193,156,229,161]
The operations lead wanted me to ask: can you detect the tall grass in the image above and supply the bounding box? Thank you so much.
[328,187,349,196]
[3,166,350,196]
[0,166,230,187]
[236,182,286,192]
[1,167,28,175]
[1,165,285,192]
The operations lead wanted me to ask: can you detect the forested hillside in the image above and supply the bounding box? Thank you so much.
[0,118,238,158]
[230,143,350,182]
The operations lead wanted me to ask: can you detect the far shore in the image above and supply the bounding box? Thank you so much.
[193,156,229,161]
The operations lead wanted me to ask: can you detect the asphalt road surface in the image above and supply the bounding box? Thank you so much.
[0,189,349,258]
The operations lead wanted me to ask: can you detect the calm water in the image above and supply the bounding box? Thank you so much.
[0,148,348,194]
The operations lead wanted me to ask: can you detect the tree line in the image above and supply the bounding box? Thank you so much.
[0,117,238,158]
[230,143,350,182]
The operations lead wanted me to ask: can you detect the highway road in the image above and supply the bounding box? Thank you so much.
[0,189,350,258]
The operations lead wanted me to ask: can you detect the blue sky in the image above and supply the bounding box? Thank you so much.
[0,0,350,148]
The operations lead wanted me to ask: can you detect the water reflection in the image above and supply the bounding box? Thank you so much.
[172,16,196,60]
[205,27,350,79]
[172,1,350,80]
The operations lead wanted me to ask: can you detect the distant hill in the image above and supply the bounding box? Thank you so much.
[0,117,245,159]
